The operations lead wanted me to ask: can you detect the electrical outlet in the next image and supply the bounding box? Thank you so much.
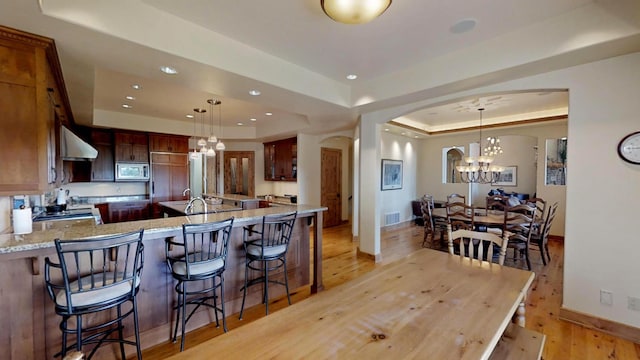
[600,290,613,306]
[628,297,640,311]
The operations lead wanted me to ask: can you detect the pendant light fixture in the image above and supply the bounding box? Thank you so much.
[455,108,504,183]
[215,100,225,151]
[205,99,220,157]
[190,108,205,161]
[321,0,392,24]
[206,99,219,144]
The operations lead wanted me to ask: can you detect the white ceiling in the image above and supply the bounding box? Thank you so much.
[1,0,639,141]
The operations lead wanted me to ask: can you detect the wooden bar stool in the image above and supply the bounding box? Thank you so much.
[165,217,234,351]
[45,229,145,360]
[239,211,297,319]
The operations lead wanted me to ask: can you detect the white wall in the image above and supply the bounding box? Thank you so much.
[380,132,418,225]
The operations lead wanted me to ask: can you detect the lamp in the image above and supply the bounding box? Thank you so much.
[321,0,391,24]
[190,108,206,161]
[215,100,225,151]
[456,108,504,183]
[206,99,220,157]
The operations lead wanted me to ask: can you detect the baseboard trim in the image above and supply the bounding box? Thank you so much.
[356,247,382,262]
[549,235,564,242]
[559,307,640,343]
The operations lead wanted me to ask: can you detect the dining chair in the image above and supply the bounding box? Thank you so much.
[525,197,547,223]
[447,226,509,265]
[446,201,475,231]
[240,211,297,319]
[530,201,558,265]
[446,193,466,204]
[503,203,537,270]
[165,217,234,351]
[44,229,145,360]
[486,195,509,214]
[420,195,438,248]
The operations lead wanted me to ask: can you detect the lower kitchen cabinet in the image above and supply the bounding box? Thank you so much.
[107,200,150,223]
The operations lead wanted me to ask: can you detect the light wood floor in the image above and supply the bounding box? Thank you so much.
[142,222,640,359]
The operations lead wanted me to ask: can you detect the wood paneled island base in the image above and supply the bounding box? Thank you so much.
[0,205,325,360]
[165,248,534,360]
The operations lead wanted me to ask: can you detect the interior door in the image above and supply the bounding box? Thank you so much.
[223,151,255,197]
[321,147,342,227]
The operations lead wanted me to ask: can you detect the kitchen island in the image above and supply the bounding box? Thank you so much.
[203,193,262,210]
[158,200,242,216]
[0,204,326,360]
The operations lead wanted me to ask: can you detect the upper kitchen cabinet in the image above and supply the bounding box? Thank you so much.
[264,137,297,181]
[114,130,149,163]
[90,128,115,181]
[0,25,71,195]
[149,133,189,153]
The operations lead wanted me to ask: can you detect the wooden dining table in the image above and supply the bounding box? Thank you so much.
[166,248,535,360]
[432,207,507,226]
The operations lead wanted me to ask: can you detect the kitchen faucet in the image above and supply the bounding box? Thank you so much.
[185,196,207,214]
[183,188,191,198]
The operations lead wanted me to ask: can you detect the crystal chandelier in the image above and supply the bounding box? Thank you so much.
[456,108,505,183]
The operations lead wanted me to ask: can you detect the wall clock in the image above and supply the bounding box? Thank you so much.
[617,131,640,164]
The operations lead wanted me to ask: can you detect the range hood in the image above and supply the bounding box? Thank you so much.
[60,126,98,161]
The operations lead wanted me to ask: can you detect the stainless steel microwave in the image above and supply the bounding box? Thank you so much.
[116,162,150,181]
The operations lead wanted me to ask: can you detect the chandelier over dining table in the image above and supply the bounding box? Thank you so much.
[456,108,505,183]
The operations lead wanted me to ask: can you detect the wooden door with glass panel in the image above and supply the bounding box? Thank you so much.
[223,151,255,197]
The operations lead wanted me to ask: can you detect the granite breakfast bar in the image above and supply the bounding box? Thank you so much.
[0,205,326,360]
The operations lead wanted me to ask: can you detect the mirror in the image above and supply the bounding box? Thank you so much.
[545,138,567,185]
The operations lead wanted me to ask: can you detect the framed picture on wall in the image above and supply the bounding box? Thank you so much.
[492,166,517,186]
[381,159,403,190]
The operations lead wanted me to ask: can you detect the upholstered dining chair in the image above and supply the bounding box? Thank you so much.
[45,229,145,360]
[165,217,235,351]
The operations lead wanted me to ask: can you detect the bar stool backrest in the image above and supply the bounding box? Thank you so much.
[47,229,144,311]
[259,211,297,253]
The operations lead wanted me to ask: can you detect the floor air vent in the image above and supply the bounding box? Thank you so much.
[384,212,400,226]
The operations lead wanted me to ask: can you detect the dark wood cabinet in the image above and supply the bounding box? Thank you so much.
[95,203,109,224]
[61,128,114,183]
[264,137,297,181]
[115,131,149,163]
[0,26,71,194]
[150,153,189,218]
[149,133,189,153]
[90,129,115,181]
[107,200,150,223]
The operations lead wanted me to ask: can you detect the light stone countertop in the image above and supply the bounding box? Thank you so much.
[158,200,242,214]
[0,205,326,255]
[203,193,261,202]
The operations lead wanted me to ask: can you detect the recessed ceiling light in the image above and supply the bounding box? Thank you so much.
[160,66,178,75]
[384,128,389,131]
[346,74,357,80]
[131,84,142,90]
[401,132,406,135]
[450,19,477,34]
[249,89,261,96]
[250,118,257,122]
[125,95,135,100]
[122,104,133,109]
[186,114,194,119]
[265,112,273,116]
[237,122,244,126]
[414,136,419,138]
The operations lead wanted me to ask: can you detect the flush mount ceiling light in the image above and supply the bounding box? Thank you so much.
[160,66,178,75]
[321,0,391,24]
